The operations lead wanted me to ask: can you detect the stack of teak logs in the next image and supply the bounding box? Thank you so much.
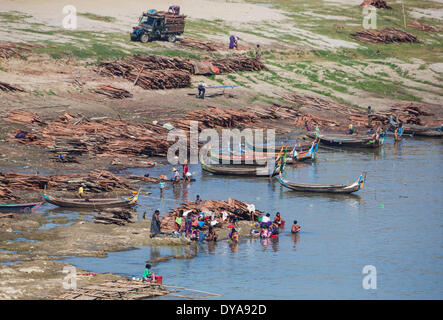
[94,208,135,225]
[161,198,263,232]
[93,85,133,99]
[0,81,25,92]
[0,170,130,193]
[359,0,392,9]
[5,111,173,157]
[96,54,265,90]
[352,28,419,43]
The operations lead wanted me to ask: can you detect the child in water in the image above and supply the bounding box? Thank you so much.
[291,220,301,234]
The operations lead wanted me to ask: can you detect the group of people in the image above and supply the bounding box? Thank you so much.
[171,195,221,242]
[253,212,300,239]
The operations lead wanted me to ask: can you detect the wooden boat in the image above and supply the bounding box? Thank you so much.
[201,153,280,177]
[306,132,383,148]
[0,202,43,213]
[208,150,295,165]
[279,173,366,194]
[292,140,318,161]
[245,140,311,153]
[390,124,443,138]
[43,190,140,209]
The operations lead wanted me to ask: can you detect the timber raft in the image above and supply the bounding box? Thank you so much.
[58,280,170,300]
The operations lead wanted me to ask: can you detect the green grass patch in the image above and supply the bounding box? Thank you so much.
[78,12,116,23]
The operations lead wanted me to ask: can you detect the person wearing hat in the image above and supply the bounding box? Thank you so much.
[172,168,181,183]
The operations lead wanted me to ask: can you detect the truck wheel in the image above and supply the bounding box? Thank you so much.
[140,33,150,43]
[168,34,177,43]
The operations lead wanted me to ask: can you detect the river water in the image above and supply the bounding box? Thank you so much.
[55,137,442,299]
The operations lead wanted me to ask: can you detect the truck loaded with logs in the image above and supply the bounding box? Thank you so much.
[130,6,185,43]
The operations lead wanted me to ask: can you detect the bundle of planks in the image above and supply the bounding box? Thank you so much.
[0,170,130,192]
[178,38,221,52]
[94,208,135,225]
[96,54,193,90]
[209,56,265,73]
[0,186,16,200]
[58,280,170,300]
[352,28,419,43]
[174,106,263,131]
[3,110,46,126]
[96,54,265,89]
[93,85,133,99]
[168,197,263,221]
[0,81,25,93]
[359,0,392,9]
[407,21,441,33]
[161,197,262,232]
[6,111,173,157]
[0,42,31,59]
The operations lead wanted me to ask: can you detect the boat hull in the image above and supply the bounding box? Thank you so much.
[43,193,139,209]
[279,174,365,194]
[0,202,43,213]
[307,133,382,149]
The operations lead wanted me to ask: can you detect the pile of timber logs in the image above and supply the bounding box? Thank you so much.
[359,0,392,9]
[352,28,419,43]
[0,42,31,59]
[209,56,265,73]
[6,111,173,157]
[169,198,263,220]
[3,110,46,126]
[0,186,16,200]
[407,21,441,33]
[94,208,135,225]
[174,106,263,131]
[161,198,263,231]
[93,85,133,99]
[0,170,130,192]
[96,54,265,89]
[96,54,193,90]
[178,38,221,52]
[0,81,25,93]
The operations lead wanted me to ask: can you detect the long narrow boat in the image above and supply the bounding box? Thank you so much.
[306,132,383,148]
[0,202,43,213]
[245,140,311,153]
[43,190,140,209]
[208,150,295,165]
[201,153,280,177]
[278,173,366,194]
